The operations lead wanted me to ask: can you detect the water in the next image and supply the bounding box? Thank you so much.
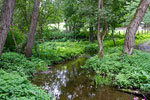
[31,56,143,100]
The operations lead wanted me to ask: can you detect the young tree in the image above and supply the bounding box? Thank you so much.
[89,23,94,42]
[123,0,150,55]
[97,0,103,59]
[0,0,16,56]
[25,0,40,58]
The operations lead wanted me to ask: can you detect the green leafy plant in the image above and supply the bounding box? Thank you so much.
[0,52,48,76]
[83,47,150,92]
[0,70,53,100]
[5,26,25,50]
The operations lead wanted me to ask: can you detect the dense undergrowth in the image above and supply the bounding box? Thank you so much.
[33,34,150,66]
[0,52,48,76]
[34,41,98,64]
[0,70,53,100]
[82,47,150,92]
[0,53,53,100]
[1,33,150,99]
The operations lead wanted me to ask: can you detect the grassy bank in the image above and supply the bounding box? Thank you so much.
[0,70,53,100]
[33,41,98,65]
[0,41,98,100]
[0,53,53,100]
[82,34,150,92]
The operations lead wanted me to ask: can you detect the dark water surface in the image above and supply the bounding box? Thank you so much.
[31,56,143,100]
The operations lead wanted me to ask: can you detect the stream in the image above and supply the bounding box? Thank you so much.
[31,56,143,100]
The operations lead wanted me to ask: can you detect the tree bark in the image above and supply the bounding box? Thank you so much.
[123,0,150,55]
[0,0,16,56]
[10,27,17,49]
[89,23,94,42]
[97,0,103,59]
[25,0,40,58]
[112,29,116,46]
[102,23,108,41]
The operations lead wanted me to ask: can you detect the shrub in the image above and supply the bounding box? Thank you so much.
[0,70,53,100]
[40,29,75,41]
[84,43,98,53]
[0,52,48,76]
[5,26,25,50]
[35,42,85,64]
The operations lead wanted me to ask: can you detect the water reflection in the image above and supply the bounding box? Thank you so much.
[31,56,142,100]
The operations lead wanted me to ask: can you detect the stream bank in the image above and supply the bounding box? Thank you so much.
[31,56,143,100]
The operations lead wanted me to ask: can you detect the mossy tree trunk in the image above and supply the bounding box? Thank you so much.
[123,0,150,55]
[97,0,103,59]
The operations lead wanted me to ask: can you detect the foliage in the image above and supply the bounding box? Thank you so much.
[0,52,48,76]
[125,0,150,25]
[82,47,150,92]
[94,75,111,86]
[13,0,34,33]
[35,42,84,63]
[84,42,98,53]
[34,41,100,64]
[41,29,74,40]
[0,70,53,100]
[39,28,90,42]
[5,26,25,50]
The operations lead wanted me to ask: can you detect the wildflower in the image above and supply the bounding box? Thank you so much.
[134,97,138,100]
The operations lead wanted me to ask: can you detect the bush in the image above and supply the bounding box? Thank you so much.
[40,29,75,41]
[82,47,150,91]
[35,42,85,64]
[0,52,48,76]
[84,43,98,53]
[5,26,25,50]
[0,70,53,100]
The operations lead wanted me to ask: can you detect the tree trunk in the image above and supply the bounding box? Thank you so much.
[10,27,17,49]
[123,0,150,55]
[65,19,69,33]
[89,23,94,42]
[0,0,16,56]
[102,24,108,41]
[25,0,40,58]
[97,0,103,59]
[112,29,116,46]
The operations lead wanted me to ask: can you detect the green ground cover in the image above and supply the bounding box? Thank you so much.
[34,41,98,64]
[0,53,53,100]
[82,34,150,92]
[0,70,53,100]
[1,34,150,100]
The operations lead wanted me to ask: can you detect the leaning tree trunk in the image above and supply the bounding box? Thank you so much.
[123,0,150,55]
[97,0,103,59]
[25,0,40,58]
[0,0,16,56]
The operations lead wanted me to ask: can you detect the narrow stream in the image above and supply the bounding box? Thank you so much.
[31,56,142,100]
